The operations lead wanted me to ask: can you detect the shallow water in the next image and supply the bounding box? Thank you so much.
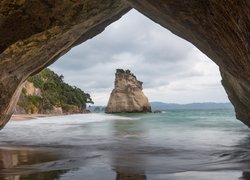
[1,110,250,179]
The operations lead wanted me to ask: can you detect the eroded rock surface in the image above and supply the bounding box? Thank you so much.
[0,0,131,128]
[15,81,42,114]
[126,0,250,126]
[106,69,151,113]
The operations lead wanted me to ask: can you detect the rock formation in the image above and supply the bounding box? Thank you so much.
[125,1,250,126]
[106,69,151,113]
[0,1,249,128]
[15,81,42,114]
[15,81,64,115]
[0,0,130,128]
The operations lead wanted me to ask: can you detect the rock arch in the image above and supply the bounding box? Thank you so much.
[0,0,249,128]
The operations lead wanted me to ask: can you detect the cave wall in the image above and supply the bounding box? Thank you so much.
[0,0,249,128]
[126,0,250,126]
[0,0,131,128]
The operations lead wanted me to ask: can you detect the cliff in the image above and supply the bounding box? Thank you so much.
[15,81,42,114]
[106,69,151,113]
[16,68,93,114]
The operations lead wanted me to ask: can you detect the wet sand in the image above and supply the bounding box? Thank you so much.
[11,112,90,121]
[0,146,247,180]
[10,114,54,121]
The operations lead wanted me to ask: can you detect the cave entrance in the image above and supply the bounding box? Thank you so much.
[49,9,229,108]
[0,2,248,178]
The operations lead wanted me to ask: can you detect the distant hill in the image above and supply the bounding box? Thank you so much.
[151,102,233,111]
[87,106,106,113]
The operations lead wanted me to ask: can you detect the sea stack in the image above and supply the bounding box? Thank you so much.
[105,69,151,113]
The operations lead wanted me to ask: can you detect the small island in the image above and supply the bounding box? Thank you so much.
[105,69,151,113]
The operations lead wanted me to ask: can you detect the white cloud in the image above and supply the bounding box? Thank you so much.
[50,9,229,105]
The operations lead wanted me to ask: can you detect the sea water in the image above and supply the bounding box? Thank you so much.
[0,109,250,180]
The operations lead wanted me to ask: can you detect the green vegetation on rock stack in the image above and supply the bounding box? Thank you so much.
[18,68,93,114]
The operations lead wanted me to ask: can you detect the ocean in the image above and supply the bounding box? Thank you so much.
[0,109,250,180]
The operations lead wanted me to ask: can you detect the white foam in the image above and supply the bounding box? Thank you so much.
[0,113,138,146]
[12,113,134,125]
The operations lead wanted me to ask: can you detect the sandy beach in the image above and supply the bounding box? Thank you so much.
[10,114,54,121]
[11,112,91,121]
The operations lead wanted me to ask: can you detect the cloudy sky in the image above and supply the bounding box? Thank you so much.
[50,9,229,106]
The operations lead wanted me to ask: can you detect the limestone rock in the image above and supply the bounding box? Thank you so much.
[126,0,250,127]
[0,0,131,128]
[14,105,26,114]
[106,69,151,113]
[23,81,41,97]
[44,107,63,115]
[15,81,41,114]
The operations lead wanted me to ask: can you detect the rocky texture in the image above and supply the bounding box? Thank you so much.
[0,0,131,128]
[43,107,63,115]
[16,80,64,114]
[0,0,249,127]
[23,81,41,97]
[15,81,42,114]
[106,69,151,113]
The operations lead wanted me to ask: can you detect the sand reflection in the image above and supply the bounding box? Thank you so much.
[0,147,67,180]
[111,119,147,180]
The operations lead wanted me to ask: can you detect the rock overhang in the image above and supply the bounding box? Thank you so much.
[0,0,249,128]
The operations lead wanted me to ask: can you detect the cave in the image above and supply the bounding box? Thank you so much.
[0,0,249,129]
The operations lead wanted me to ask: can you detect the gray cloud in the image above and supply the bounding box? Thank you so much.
[50,9,228,105]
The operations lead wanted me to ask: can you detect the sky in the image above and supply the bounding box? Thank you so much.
[50,9,229,106]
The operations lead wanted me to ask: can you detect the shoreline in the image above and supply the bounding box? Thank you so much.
[10,114,58,121]
[10,111,92,121]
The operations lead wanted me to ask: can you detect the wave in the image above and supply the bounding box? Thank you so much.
[0,113,140,147]
[11,113,137,125]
